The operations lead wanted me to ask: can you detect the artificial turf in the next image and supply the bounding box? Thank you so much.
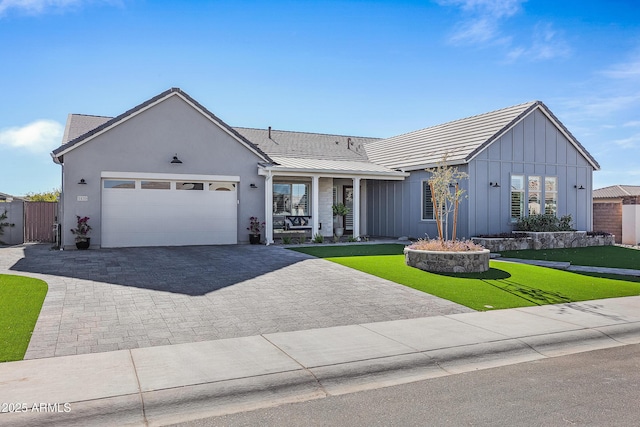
[291,244,640,311]
[499,245,640,270]
[0,274,48,362]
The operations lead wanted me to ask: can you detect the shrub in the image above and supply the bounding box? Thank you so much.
[297,236,307,244]
[281,236,293,244]
[312,233,324,243]
[476,232,527,238]
[587,231,612,237]
[0,210,15,244]
[515,214,574,232]
[408,238,485,252]
[347,235,358,242]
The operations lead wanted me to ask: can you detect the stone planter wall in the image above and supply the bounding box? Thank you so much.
[472,231,615,252]
[470,237,532,252]
[404,248,490,273]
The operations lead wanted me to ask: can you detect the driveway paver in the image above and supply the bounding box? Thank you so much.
[0,243,472,359]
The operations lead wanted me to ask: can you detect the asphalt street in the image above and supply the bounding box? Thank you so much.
[177,344,640,427]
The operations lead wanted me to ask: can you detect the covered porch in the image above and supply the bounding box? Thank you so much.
[258,157,407,244]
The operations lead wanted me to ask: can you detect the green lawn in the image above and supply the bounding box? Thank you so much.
[291,244,640,311]
[0,274,48,362]
[499,246,640,270]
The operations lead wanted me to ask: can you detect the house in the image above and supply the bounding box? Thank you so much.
[593,185,640,244]
[51,88,600,249]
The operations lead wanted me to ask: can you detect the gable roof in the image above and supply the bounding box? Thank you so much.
[593,185,640,199]
[363,101,600,171]
[233,127,378,161]
[51,88,273,164]
[62,114,111,143]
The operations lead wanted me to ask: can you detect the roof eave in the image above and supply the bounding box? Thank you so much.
[258,164,408,180]
[51,88,274,164]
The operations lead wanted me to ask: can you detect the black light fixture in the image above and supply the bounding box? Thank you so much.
[490,182,500,188]
[171,154,182,164]
[250,183,258,189]
[78,178,87,185]
[574,185,585,190]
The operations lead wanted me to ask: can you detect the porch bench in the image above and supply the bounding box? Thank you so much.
[284,215,312,231]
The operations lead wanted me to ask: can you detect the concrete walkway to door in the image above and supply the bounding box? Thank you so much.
[0,244,472,359]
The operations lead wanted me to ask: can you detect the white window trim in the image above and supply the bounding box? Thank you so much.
[101,171,240,182]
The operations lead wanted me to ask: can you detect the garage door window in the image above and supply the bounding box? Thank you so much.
[104,180,135,189]
[141,181,170,190]
[209,182,236,191]
[177,182,204,191]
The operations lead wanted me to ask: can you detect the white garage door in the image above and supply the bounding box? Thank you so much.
[102,177,238,248]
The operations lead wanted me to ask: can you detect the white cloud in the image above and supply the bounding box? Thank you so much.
[624,120,640,127]
[436,0,523,19]
[437,1,570,62]
[506,23,570,62]
[613,133,640,149]
[0,0,120,16]
[0,120,63,153]
[437,0,524,46]
[601,58,640,79]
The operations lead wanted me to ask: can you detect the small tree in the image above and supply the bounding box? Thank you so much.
[26,188,60,202]
[0,209,15,244]
[427,156,468,241]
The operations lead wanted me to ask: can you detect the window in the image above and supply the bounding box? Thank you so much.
[273,183,310,215]
[528,176,541,216]
[512,174,558,220]
[209,182,236,191]
[511,175,525,221]
[422,181,434,220]
[103,180,135,189]
[176,182,204,191]
[141,181,170,190]
[545,177,558,215]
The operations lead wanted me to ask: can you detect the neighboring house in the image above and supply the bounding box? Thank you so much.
[51,88,600,249]
[593,185,640,244]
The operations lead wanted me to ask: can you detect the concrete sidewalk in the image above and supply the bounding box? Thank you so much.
[1,296,639,427]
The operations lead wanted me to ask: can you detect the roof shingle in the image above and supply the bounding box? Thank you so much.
[593,185,640,199]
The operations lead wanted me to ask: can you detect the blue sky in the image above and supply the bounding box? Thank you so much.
[1,0,639,196]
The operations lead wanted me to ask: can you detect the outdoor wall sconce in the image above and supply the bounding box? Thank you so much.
[170,154,183,164]
[78,178,87,185]
[490,182,500,188]
[250,183,258,189]
[574,185,585,190]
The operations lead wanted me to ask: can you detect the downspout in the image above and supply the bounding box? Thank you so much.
[264,169,274,245]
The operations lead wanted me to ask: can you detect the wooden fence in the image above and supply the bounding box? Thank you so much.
[24,201,58,243]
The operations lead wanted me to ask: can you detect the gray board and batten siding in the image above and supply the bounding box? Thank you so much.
[366,107,596,240]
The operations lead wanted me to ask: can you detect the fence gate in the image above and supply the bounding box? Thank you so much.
[24,202,58,243]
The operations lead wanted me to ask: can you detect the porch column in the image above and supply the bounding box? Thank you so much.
[312,175,319,237]
[353,177,361,238]
[264,171,274,245]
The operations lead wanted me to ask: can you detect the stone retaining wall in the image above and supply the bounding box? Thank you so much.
[472,231,615,252]
[404,248,490,273]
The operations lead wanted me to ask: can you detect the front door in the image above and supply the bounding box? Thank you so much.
[343,186,353,233]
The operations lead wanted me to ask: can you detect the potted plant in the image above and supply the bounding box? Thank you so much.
[247,216,265,244]
[71,215,92,249]
[332,203,350,238]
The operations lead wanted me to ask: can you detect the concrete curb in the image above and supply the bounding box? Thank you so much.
[1,297,640,426]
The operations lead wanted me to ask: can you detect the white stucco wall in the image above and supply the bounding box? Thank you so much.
[622,205,640,245]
